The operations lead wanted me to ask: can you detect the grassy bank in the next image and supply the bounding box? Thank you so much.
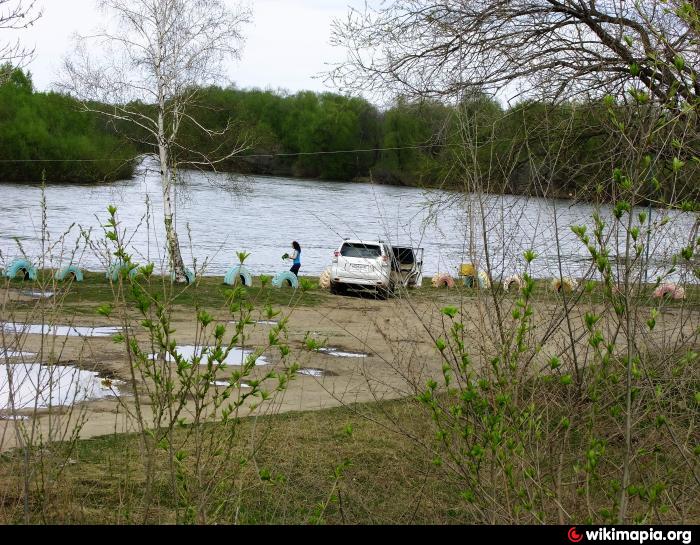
[4,271,696,315]
[0,268,698,525]
[0,397,464,525]
[1,376,697,524]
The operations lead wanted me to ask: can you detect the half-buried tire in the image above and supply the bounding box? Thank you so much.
[171,268,196,285]
[5,259,38,281]
[319,268,332,290]
[272,271,299,289]
[224,266,253,287]
[106,261,138,282]
[432,273,456,289]
[55,266,84,282]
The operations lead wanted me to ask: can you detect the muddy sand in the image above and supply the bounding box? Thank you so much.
[1,286,696,452]
[0,291,451,451]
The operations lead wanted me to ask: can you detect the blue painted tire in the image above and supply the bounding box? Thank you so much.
[462,272,491,289]
[272,271,299,289]
[5,259,37,281]
[224,266,253,287]
[106,261,138,282]
[55,266,84,282]
[171,268,195,285]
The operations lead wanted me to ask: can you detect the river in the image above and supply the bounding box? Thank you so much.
[0,161,696,282]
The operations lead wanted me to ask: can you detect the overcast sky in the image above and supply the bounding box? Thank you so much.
[15,0,368,95]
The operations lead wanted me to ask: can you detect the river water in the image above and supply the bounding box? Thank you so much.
[0,161,696,282]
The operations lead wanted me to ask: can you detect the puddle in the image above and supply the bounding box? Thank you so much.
[299,368,324,377]
[2,323,121,338]
[0,363,123,410]
[298,368,338,378]
[0,414,29,421]
[210,381,251,389]
[20,291,55,299]
[318,348,369,359]
[151,346,269,367]
[0,349,37,360]
[230,320,279,327]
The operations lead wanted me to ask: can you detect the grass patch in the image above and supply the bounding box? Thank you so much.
[0,398,464,525]
[4,271,329,314]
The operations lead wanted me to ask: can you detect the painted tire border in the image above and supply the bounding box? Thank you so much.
[5,259,38,281]
[55,265,84,282]
[432,273,456,289]
[106,261,138,282]
[170,268,196,285]
[272,271,299,289]
[224,265,254,287]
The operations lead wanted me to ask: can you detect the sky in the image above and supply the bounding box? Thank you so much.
[12,0,369,95]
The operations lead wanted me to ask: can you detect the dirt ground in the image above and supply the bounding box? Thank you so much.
[1,284,697,452]
[0,288,451,451]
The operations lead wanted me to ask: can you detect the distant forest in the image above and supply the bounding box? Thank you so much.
[0,67,136,183]
[0,66,697,202]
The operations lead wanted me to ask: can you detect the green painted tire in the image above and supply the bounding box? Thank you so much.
[106,261,138,282]
[5,259,38,281]
[171,268,196,284]
[224,266,253,287]
[55,266,84,282]
[272,271,299,289]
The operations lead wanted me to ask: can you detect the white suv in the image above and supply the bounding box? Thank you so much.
[330,239,424,298]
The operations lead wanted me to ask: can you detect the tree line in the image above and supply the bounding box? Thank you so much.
[0,66,136,183]
[1,67,697,203]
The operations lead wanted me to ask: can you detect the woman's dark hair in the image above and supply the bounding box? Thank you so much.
[292,241,301,253]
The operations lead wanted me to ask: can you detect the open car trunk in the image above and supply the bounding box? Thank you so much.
[390,246,424,288]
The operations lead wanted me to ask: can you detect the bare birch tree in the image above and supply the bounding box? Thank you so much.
[61,0,251,282]
[0,0,41,76]
[330,0,700,109]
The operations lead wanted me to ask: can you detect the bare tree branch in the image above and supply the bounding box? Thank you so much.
[59,0,252,282]
[0,0,41,77]
[329,1,700,110]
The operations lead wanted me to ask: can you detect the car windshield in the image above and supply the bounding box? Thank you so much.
[341,243,382,259]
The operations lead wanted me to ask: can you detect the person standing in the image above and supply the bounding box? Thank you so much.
[288,241,302,277]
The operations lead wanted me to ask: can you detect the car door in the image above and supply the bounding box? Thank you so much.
[410,248,424,287]
[391,246,423,287]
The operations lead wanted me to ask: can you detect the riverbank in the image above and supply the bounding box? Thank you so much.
[0,272,697,524]
[1,271,695,449]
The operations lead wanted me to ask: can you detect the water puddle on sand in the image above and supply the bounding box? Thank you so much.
[0,364,123,411]
[318,348,369,359]
[151,346,269,367]
[210,381,251,389]
[229,320,279,327]
[1,348,37,360]
[2,323,121,338]
[299,368,338,378]
[0,414,29,421]
[20,291,55,299]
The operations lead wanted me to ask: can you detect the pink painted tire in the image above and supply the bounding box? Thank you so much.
[432,274,456,289]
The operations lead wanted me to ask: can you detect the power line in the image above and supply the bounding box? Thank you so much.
[0,158,128,163]
[0,143,448,163]
[242,143,445,158]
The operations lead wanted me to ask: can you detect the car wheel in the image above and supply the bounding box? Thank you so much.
[330,282,343,296]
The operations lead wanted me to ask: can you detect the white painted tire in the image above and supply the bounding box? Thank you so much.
[319,268,332,289]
